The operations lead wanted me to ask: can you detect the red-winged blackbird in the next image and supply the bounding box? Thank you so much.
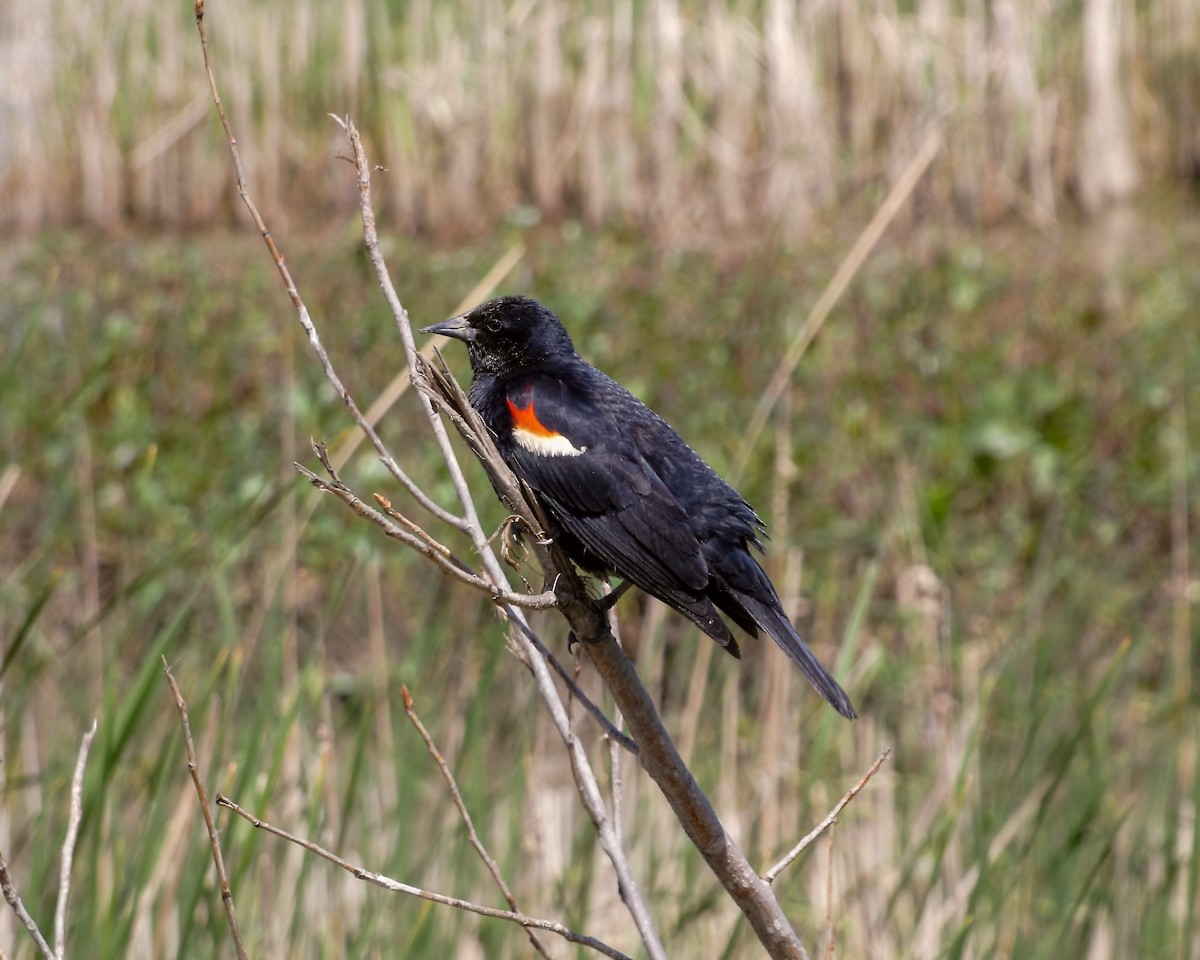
[422,296,856,719]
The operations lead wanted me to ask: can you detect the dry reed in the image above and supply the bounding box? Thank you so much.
[2,0,1197,242]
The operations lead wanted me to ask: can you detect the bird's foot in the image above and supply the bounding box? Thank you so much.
[485,514,550,568]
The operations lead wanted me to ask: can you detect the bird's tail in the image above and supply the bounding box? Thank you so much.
[735,593,857,719]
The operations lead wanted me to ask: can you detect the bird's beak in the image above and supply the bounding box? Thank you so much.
[419,313,476,342]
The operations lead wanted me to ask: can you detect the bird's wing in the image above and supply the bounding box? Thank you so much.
[500,377,710,598]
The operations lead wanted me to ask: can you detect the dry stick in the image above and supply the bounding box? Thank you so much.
[573,610,811,960]
[55,719,98,960]
[763,749,892,885]
[191,0,464,533]
[0,849,56,960]
[734,129,943,479]
[161,660,249,960]
[342,122,669,960]
[400,686,554,960]
[215,795,632,960]
[420,337,815,956]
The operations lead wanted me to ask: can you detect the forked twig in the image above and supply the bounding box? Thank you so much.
[763,748,892,884]
[401,686,553,959]
[215,795,633,960]
[194,1,659,950]
[195,0,825,951]
[162,659,249,960]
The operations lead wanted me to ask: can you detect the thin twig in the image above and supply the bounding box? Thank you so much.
[215,794,631,960]
[55,718,98,959]
[196,3,807,943]
[401,686,553,960]
[563,597,811,959]
[0,848,56,960]
[192,0,465,532]
[162,659,249,960]
[375,493,460,561]
[763,749,892,884]
[232,240,524,686]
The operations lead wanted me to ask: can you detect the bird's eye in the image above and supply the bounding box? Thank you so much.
[485,317,503,334]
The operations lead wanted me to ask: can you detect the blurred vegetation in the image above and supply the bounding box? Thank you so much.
[2,0,1198,240]
[2,0,1197,956]
[0,190,1196,956]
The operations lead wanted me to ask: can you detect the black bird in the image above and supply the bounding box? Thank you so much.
[422,296,856,719]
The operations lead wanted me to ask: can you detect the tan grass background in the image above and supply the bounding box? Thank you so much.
[1,0,1197,242]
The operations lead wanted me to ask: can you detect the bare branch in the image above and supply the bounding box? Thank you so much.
[763,749,892,885]
[195,3,829,949]
[162,659,249,960]
[215,794,632,960]
[55,718,98,959]
[401,686,553,960]
[0,848,56,959]
[602,586,627,852]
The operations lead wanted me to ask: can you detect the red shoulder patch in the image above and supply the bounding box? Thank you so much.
[506,397,560,438]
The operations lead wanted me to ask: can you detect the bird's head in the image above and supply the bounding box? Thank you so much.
[421,295,578,378]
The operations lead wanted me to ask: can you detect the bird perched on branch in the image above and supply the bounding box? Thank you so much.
[422,296,856,719]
